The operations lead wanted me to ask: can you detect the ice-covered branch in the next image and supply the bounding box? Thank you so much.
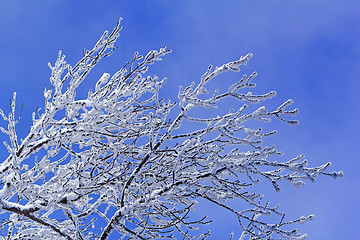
[0,19,342,240]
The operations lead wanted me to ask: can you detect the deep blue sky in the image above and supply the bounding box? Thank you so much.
[0,1,358,239]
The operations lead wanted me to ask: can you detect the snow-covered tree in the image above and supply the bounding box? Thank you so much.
[0,18,342,240]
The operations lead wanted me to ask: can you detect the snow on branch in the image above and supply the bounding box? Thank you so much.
[0,18,342,240]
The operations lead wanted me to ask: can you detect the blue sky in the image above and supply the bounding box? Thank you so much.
[0,0,359,239]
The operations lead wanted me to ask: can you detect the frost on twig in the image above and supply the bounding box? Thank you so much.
[0,18,342,240]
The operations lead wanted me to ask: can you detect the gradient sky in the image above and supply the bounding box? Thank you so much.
[0,0,358,239]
